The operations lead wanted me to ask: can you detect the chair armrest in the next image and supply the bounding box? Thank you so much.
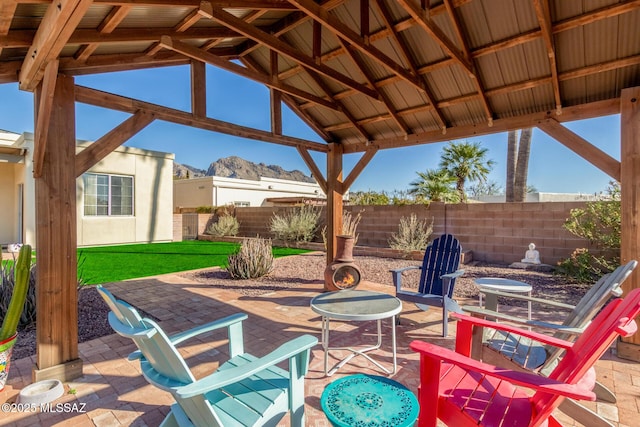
[478,289,575,310]
[169,313,248,346]
[176,334,318,399]
[127,313,248,361]
[391,265,421,292]
[451,312,574,350]
[441,269,464,296]
[410,340,596,401]
[442,269,465,280]
[461,305,585,335]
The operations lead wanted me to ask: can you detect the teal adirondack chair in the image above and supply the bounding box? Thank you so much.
[97,285,318,427]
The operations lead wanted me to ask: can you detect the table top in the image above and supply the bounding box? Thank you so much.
[321,374,419,427]
[474,277,532,292]
[310,290,402,321]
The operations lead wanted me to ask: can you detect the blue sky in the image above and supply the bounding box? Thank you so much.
[0,64,619,195]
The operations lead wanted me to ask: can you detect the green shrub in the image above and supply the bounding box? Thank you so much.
[225,238,274,279]
[560,181,620,280]
[388,214,434,254]
[270,205,320,243]
[555,248,610,283]
[206,215,240,237]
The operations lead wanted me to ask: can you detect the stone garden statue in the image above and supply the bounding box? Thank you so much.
[521,243,541,264]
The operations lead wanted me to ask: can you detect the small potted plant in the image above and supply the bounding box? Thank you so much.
[0,244,32,391]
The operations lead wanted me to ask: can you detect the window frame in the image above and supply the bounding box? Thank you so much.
[83,172,135,217]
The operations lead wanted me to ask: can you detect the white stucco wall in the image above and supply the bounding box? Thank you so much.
[0,163,19,244]
[173,175,325,209]
[4,132,174,248]
[75,142,174,246]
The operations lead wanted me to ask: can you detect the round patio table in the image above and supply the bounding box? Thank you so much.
[475,277,532,320]
[310,289,402,376]
[320,374,419,427]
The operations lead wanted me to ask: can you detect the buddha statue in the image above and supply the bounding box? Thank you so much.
[521,243,541,264]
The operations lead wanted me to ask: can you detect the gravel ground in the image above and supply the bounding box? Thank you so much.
[11,252,586,360]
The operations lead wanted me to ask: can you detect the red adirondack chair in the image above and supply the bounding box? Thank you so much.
[410,288,640,427]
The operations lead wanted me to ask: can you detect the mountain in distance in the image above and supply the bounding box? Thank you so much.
[174,156,314,183]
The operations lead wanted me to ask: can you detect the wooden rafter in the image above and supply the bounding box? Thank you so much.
[240,55,333,142]
[342,98,620,153]
[74,84,329,152]
[0,0,17,57]
[337,38,410,136]
[74,5,131,62]
[395,0,473,74]
[203,4,379,101]
[533,0,561,114]
[536,118,620,180]
[442,0,493,124]
[146,3,211,57]
[75,110,156,176]
[287,0,440,105]
[200,9,268,51]
[159,36,339,111]
[19,0,92,91]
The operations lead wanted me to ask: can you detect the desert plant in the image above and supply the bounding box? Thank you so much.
[225,238,274,279]
[206,215,240,237]
[270,205,320,243]
[321,210,364,247]
[555,248,607,283]
[560,181,621,279]
[388,214,434,254]
[0,245,33,340]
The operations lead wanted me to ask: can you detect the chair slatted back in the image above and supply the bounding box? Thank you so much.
[561,261,635,334]
[97,286,223,426]
[531,288,640,424]
[419,234,462,297]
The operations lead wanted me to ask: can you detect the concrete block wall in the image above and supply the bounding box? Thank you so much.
[179,202,604,265]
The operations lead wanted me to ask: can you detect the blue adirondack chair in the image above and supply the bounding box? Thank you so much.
[97,285,317,427]
[391,233,464,336]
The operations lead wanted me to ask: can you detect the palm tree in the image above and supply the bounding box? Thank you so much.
[409,169,459,203]
[514,128,533,202]
[506,128,533,202]
[439,141,495,202]
[506,130,517,201]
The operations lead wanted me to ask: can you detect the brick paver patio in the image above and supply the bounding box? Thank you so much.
[1,265,639,426]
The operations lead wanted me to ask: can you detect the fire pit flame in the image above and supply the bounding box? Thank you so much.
[337,272,355,287]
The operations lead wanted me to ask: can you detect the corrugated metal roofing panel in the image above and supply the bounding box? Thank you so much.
[119,6,195,28]
[401,22,448,65]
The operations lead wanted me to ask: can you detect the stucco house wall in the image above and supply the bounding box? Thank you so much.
[1,131,174,248]
[173,175,325,210]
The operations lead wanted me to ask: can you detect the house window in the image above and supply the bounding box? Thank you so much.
[83,173,134,216]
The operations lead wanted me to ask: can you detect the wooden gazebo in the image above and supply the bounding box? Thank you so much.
[1,0,639,381]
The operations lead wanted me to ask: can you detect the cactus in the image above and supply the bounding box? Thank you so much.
[0,244,32,341]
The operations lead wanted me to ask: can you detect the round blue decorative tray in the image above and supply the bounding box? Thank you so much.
[320,374,419,427]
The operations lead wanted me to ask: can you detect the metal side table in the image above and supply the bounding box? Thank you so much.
[310,289,402,376]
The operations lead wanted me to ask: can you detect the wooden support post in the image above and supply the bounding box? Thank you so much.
[326,143,344,283]
[33,73,82,381]
[619,86,640,361]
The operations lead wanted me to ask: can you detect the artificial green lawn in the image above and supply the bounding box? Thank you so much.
[78,241,310,285]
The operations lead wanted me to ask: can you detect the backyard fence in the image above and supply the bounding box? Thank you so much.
[174,201,603,265]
